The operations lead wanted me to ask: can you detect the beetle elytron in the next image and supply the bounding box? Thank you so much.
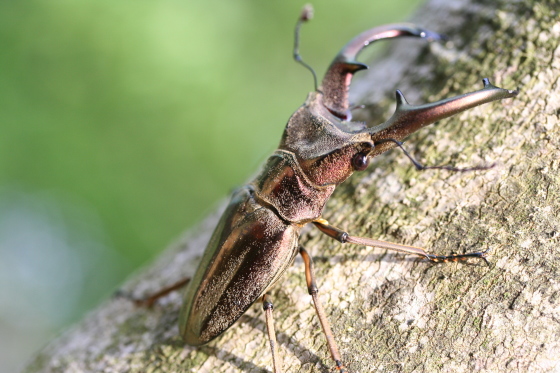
[138,5,517,372]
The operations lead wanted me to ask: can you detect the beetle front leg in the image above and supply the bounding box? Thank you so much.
[377,138,495,172]
[299,247,348,373]
[262,293,283,373]
[313,219,489,264]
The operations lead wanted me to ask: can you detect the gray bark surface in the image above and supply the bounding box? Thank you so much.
[24,0,560,372]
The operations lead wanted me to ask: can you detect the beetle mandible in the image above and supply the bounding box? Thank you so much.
[136,5,518,373]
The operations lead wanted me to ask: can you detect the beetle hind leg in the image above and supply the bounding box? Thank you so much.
[313,219,490,265]
[115,277,190,307]
[262,294,283,373]
[299,247,348,373]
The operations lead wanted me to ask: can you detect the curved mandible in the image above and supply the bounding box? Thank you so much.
[368,78,519,156]
[321,24,442,120]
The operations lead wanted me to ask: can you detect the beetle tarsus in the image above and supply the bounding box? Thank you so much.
[114,290,159,308]
[426,247,492,266]
[313,218,490,265]
[335,359,348,372]
[114,289,160,307]
[426,249,491,266]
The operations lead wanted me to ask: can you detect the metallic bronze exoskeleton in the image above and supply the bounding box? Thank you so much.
[173,7,518,373]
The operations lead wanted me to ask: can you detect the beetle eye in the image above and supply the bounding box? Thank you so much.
[352,153,370,171]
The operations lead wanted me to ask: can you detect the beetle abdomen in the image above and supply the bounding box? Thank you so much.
[179,186,300,345]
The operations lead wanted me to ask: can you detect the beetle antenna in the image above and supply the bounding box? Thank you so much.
[294,4,319,91]
[376,138,496,172]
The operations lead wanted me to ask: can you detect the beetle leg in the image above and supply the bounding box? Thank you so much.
[313,219,490,265]
[299,247,348,373]
[377,138,495,172]
[115,277,190,307]
[262,293,283,373]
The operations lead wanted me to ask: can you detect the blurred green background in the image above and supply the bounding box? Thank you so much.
[0,1,422,371]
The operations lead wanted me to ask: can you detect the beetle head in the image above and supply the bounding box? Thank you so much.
[279,22,518,188]
[280,24,445,187]
[279,91,374,186]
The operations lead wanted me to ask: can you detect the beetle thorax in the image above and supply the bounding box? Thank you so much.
[249,92,373,224]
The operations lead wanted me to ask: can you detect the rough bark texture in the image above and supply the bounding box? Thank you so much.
[24,0,559,372]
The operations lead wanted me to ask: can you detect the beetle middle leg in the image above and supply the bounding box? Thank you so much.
[299,246,348,373]
[313,218,490,264]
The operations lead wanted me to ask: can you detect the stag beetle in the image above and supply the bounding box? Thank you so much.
[133,5,518,373]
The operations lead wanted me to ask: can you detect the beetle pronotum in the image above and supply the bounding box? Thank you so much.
[133,5,517,372]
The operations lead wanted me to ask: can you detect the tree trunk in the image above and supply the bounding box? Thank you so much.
[24,0,559,372]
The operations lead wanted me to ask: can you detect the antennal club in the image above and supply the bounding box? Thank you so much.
[294,4,318,91]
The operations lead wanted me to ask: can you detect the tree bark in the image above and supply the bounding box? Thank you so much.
[24,0,560,372]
